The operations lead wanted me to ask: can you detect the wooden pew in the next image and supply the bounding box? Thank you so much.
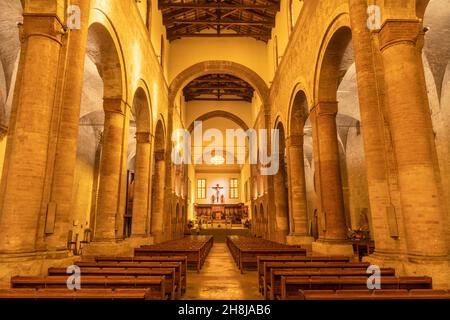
[293,289,450,300]
[86,256,187,293]
[262,261,370,297]
[74,261,182,298]
[135,236,213,272]
[225,236,307,273]
[0,288,159,300]
[257,256,351,293]
[267,267,396,300]
[279,276,433,300]
[11,275,168,300]
[48,267,180,299]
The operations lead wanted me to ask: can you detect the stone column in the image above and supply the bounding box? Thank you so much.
[45,0,91,254]
[348,0,403,257]
[273,161,289,244]
[286,135,314,246]
[379,20,448,260]
[151,151,166,243]
[131,131,152,237]
[310,102,353,255]
[0,11,65,255]
[93,98,126,242]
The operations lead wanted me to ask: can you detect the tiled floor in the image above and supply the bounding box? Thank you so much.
[182,243,262,300]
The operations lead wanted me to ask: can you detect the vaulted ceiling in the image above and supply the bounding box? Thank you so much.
[159,0,281,42]
[183,74,255,102]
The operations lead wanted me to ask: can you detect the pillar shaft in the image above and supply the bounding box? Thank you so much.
[151,152,166,243]
[0,14,65,254]
[286,135,309,236]
[45,0,91,252]
[348,0,400,254]
[311,102,347,241]
[379,19,448,258]
[273,163,288,243]
[93,99,126,242]
[131,132,152,236]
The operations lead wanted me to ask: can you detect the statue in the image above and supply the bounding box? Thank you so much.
[211,194,215,204]
[220,194,225,204]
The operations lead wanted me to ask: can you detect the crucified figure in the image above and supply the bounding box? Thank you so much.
[211,184,223,203]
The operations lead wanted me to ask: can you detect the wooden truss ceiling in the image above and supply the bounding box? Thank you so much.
[159,0,281,42]
[183,74,255,102]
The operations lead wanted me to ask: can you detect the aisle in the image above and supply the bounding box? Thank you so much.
[182,243,262,300]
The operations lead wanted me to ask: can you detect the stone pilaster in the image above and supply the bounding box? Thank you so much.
[0,8,66,256]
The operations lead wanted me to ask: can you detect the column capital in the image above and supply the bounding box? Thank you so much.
[311,101,338,116]
[135,131,152,143]
[103,97,126,115]
[379,19,422,51]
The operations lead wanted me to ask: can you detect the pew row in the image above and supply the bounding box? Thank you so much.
[0,288,160,300]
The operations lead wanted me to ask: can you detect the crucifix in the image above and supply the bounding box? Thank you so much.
[211,184,223,204]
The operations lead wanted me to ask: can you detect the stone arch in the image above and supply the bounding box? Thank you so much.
[169,60,269,108]
[187,110,249,132]
[132,84,152,133]
[154,116,166,153]
[313,13,352,104]
[311,14,357,245]
[87,17,128,242]
[288,89,309,137]
[86,20,127,108]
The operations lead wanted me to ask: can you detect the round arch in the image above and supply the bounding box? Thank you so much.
[132,80,153,134]
[313,13,352,104]
[187,110,250,132]
[169,60,269,108]
[287,88,310,138]
[154,116,166,153]
[87,9,128,105]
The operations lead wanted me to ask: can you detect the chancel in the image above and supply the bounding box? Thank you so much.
[0,0,448,303]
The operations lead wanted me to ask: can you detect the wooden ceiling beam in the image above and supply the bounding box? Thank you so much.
[159,3,280,10]
[167,19,273,26]
[168,32,269,40]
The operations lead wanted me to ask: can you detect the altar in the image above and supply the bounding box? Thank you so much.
[194,203,249,228]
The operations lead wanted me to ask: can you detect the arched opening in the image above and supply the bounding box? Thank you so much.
[287,89,311,242]
[151,119,166,243]
[76,22,125,243]
[313,25,366,246]
[126,86,152,239]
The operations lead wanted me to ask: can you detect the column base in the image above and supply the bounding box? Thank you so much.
[82,236,153,257]
[311,240,354,257]
[363,252,450,289]
[0,252,77,289]
[286,235,315,252]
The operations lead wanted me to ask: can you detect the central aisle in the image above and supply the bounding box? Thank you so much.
[182,243,262,300]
